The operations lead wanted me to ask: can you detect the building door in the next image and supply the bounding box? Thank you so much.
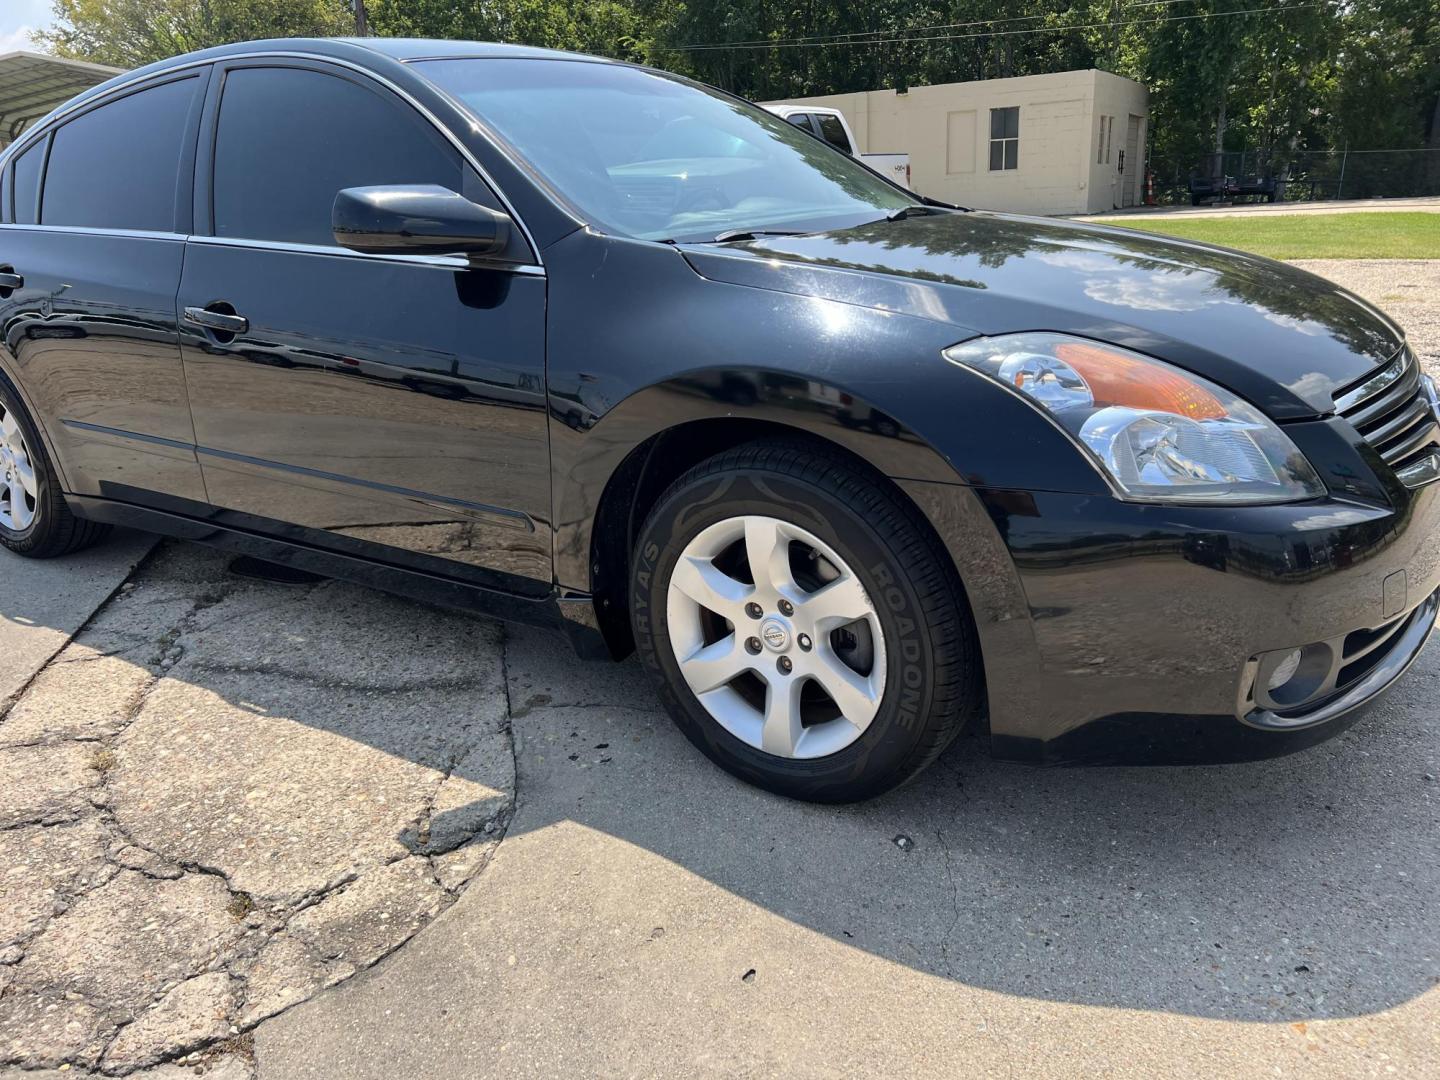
[1122,115,1143,207]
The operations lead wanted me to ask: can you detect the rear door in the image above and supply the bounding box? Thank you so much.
[0,70,208,507]
[783,112,818,136]
[179,59,551,593]
[813,112,853,155]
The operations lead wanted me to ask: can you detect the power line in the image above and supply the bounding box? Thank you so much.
[664,3,1332,53]
[1124,0,1229,7]
[670,0,1233,52]
[666,10,1070,51]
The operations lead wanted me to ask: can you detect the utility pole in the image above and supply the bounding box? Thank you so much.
[1109,0,1121,72]
[353,0,368,37]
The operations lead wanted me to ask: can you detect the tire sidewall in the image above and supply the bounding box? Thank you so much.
[0,377,53,549]
[632,467,941,801]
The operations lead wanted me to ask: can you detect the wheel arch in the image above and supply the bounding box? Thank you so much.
[552,372,984,661]
[0,351,73,493]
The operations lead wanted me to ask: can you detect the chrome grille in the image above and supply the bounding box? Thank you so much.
[1334,348,1440,487]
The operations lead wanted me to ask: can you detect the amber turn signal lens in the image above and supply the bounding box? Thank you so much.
[1054,340,1226,420]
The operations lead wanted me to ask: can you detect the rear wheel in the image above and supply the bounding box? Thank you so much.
[0,379,109,557]
[630,442,982,802]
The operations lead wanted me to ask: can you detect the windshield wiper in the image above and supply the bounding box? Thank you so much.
[704,228,807,243]
[884,204,941,222]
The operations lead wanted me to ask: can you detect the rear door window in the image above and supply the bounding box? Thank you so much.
[42,76,198,231]
[815,113,852,154]
[12,138,44,225]
[210,66,462,248]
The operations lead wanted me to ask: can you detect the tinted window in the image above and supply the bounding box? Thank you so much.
[13,138,44,225]
[637,120,760,161]
[415,60,914,243]
[43,77,197,230]
[212,67,461,247]
[815,113,852,155]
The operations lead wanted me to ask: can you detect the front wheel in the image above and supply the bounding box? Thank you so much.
[631,443,982,802]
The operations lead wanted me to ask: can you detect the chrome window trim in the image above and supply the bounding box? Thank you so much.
[0,49,543,267]
[0,223,185,241]
[186,233,545,273]
[0,224,545,275]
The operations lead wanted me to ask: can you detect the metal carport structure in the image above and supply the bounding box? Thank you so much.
[0,50,121,147]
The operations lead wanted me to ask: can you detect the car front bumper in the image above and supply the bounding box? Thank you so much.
[898,472,1440,766]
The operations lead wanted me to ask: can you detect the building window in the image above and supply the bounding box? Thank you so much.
[1097,115,1114,164]
[989,107,1019,170]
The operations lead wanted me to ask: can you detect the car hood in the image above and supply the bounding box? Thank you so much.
[679,211,1406,419]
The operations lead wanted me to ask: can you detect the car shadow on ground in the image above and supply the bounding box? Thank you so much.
[467,633,1439,1024]
[4,538,1436,1032]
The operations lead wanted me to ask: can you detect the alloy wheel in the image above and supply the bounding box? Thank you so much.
[665,515,887,759]
[0,403,38,532]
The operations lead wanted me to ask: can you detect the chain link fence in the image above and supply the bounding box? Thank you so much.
[1150,149,1440,205]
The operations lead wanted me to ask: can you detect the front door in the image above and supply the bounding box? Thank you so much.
[178,60,551,594]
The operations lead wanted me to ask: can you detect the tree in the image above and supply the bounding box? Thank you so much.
[30,0,1439,195]
[1107,2,1346,183]
[364,0,656,62]
[36,0,354,69]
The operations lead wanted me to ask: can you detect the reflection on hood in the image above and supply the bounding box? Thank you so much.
[682,210,1406,418]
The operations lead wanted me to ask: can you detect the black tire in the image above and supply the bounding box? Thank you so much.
[0,376,110,558]
[630,442,982,802]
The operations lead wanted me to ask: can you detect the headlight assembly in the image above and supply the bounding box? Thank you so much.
[943,333,1325,504]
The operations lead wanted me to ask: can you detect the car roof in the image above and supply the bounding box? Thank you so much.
[339,38,607,64]
[4,37,618,142]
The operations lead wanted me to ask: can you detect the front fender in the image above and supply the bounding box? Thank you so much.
[545,229,1106,592]
[549,367,961,590]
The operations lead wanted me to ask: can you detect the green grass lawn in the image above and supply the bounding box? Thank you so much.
[1110,211,1440,260]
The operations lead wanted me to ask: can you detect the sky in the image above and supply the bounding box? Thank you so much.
[0,0,56,54]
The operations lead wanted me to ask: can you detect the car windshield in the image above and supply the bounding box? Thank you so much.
[413,58,917,243]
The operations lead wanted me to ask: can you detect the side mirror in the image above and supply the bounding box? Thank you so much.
[332,185,512,259]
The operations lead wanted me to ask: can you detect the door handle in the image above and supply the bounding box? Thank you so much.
[183,305,248,335]
[0,272,23,290]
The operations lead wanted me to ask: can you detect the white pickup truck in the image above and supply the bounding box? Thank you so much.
[763,104,912,190]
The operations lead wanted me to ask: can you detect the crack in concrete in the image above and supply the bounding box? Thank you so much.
[934,827,964,982]
[0,549,163,729]
[0,813,86,832]
[176,658,494,696]
[3,547,526,1077]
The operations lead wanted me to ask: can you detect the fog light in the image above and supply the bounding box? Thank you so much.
[1267,648,1303,691]
[1255,642,1334,709]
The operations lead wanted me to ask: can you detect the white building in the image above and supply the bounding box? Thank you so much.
[764,69,1149,216]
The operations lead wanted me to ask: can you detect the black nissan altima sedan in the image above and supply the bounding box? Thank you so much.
[2,38,1437,802]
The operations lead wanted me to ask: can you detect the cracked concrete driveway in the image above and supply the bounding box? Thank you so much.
[2,543,514,1076]
[2,261,1438,1079]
